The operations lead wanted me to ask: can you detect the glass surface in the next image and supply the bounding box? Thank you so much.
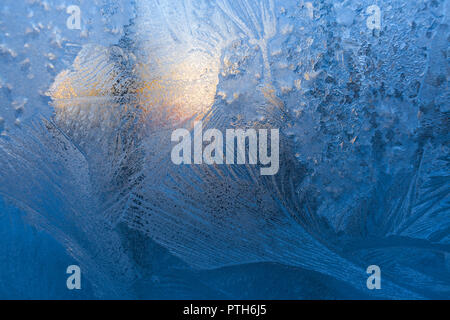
[0,0,448,299]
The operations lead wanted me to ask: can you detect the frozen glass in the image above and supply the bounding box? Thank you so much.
[0,0,448,299]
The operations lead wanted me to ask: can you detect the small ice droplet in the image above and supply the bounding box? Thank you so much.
[335,6,355,26]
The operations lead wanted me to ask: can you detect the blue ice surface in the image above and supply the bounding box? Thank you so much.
[0,0,448,299]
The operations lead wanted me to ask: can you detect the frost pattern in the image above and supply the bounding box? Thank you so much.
[0,0,449,299]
